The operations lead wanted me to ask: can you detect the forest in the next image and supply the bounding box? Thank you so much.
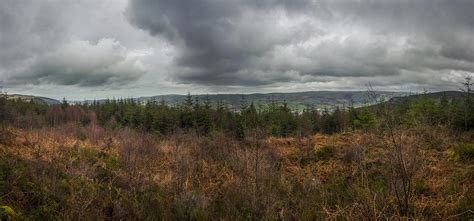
[0,82,473,220]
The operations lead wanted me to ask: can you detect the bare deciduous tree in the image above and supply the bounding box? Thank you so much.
[366,84,422,216]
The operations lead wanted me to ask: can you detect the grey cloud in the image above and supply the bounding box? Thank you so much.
[127,0,474,87]
[127,0,321,85]
[1,0,473,98]
[0,0,67,69]
[328,0,474,63]
[0,0,150,89]
[8,39,144,87]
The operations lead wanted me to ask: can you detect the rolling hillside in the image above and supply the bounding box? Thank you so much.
[6,94,60,105]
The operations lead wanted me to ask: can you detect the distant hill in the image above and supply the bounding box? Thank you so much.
[132,91,412,111]
[387,91,465,104]
[360,91,468,112]
[6,94,61,105]
[8,91,467,110]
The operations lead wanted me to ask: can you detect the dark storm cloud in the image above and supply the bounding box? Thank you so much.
[127,0,474,87]
[127,0,321,85]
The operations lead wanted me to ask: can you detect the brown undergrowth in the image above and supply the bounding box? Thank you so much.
[0,125,473,220]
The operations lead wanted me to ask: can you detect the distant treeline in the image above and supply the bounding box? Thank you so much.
[1,89,473,136]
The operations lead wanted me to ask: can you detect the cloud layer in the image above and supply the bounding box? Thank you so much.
[0,0,150,90]
[0,0,473,99]
[127,0,474,88]
[10,39,144,87]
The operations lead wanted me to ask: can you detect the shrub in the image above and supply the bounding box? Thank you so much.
[453,143,474,162]
[413,179,429,196]
[315,145,335,161]
[295,144,336,166]
[0,205,15,220]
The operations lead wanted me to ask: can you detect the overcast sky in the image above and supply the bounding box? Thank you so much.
[0,0,473,99]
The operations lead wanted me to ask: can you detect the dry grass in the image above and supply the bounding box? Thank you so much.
[0,125,473,220]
